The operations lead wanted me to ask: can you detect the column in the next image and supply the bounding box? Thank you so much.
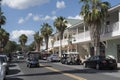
[119,10,120,32]
[84,23,86,39]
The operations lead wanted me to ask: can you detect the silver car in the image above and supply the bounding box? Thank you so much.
[0,55,9,74]
[0,60,6,80]
[47,54,60,62]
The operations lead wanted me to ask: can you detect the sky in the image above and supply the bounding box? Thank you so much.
[1,0,120,44]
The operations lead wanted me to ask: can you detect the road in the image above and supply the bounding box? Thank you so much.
[6,60,120,80]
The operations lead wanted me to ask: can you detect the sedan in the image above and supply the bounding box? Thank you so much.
[47,54,60,62]
[83,55,117,70]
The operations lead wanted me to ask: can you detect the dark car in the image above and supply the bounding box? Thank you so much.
[26,51,40,68]
[83,55,117,70]
[61,52,81,65]
[26,58,39,68]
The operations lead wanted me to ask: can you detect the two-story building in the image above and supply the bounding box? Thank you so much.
[41,4,120,63]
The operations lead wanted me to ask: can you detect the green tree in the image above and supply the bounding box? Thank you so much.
[41,23,53,50]
[0,12,6,28]
[0,28,9,52]
[54,16,67,57]
[80,0,110,55]
[19,34,28,52]
[34,32,43,51]
[28,41,35,51]
[4,41,18,53]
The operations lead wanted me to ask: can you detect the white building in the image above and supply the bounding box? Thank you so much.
[41,4,120,62]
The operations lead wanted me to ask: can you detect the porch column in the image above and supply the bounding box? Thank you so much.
[84,23,86,39]
[119,10,120,32]
[76,27,78,52]
[67,29,69,53]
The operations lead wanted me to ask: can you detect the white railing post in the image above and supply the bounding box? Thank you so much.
[119,10,120,32]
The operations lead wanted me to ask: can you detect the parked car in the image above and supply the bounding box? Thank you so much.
[61,52,82,65]
[83,55,117,70]
[17,54,24,60]
[0,55,9,74]
[26,51,40,68]
[0,59,6,80]
[47,54,60,62]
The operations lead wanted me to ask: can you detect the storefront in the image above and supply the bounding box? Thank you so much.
[106,38,120,62]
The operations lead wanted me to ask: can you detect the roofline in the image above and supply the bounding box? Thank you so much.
[108,4,120,12]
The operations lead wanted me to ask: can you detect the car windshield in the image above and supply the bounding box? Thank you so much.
[0,57,7,62]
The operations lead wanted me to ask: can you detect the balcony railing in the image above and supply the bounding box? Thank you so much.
[47,21,119,49]
[101,21,119,34]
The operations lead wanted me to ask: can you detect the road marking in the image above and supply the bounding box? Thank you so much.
[40,64,87,80]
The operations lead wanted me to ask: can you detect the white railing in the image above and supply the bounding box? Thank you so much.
[47,21,120,49]
[101,21,119,35]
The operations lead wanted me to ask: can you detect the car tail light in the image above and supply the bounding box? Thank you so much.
[102,60,107,63]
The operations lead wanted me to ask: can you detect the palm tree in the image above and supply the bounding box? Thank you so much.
[19,34,28,52]
[40,23,53,50]
[0,28,9,52]
[54,16,67,57]
[80,0,110,55]
[34,32,43,51]
[0,12,6,28]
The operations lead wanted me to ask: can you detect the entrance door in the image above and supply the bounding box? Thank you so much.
[117,45,120,63]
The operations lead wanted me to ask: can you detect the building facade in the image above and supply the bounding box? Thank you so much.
[41,4,120,62]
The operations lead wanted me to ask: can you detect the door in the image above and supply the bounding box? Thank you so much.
[117,45,120,63]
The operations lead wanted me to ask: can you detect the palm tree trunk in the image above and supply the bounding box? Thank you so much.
[37,43,40,51]
[90,24,100,56]
[45,36,49,50]
[59,39,62,57]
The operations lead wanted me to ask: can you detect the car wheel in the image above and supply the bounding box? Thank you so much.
[96,64,100,70]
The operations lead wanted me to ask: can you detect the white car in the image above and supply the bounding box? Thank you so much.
[47,54,60,62]
[17,54,24,59]
[0,60,6,80]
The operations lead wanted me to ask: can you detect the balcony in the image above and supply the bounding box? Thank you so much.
[47,21,120,49]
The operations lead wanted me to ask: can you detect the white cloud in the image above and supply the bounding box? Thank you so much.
[42,15,57,20]
[33,15,40,21]
[11,30,35,39]
[18,13,56,24]
[56,1,65,9]
[2,0,50,9]
[68,15,83,20]
[44,15,51,20]
[18,18,24,24]
[10,30,35,44]
[51,11,56,15]
[25,13,33,20]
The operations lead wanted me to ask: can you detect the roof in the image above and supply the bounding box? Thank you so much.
[108,4,120,12]
[66,19,82,26]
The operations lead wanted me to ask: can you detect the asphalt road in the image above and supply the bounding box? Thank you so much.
[6,60,120,80]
